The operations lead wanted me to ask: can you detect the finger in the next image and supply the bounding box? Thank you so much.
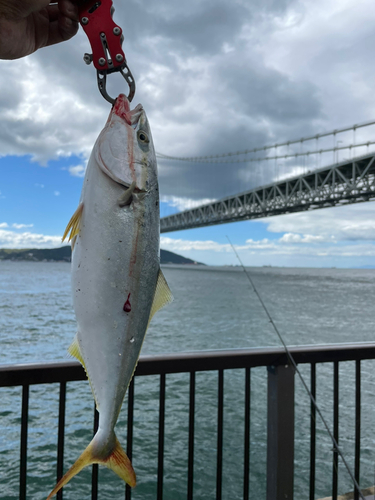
[46,16,79,47]
[46,4,60,22]
[46,1,78,23]
[58,0,79,22]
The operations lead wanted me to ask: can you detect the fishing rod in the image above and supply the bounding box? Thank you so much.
[226,236,366,500]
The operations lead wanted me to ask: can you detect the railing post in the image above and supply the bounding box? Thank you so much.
[267,364,295,500]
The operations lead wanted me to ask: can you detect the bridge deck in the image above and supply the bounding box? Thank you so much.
[160,153,375,233]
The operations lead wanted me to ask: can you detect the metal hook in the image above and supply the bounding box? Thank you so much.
[97,65,136,105]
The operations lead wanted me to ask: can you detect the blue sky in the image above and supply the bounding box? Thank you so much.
[1,0,375,267]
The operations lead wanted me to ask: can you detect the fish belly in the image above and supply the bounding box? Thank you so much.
[71,157,159,430]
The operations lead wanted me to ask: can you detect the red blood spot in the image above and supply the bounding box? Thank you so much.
[123,293,131,312]
[112,94,132,124]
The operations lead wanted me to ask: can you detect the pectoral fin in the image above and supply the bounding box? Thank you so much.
[62,203,83,249]
[147,269,173,327]
[118,181,136,207]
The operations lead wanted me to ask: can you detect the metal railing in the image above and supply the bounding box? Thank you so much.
[1,343,375,500]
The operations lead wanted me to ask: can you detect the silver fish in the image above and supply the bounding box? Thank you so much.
[47,94,173,499]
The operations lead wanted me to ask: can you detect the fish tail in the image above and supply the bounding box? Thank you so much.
[46,432,136,499]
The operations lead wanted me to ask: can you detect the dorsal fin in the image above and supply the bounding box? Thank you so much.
[147,269,173,328]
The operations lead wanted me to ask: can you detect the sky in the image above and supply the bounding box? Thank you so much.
[1,0,375,267]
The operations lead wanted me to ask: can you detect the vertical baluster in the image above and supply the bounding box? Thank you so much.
[332,361,339,500]
[309,363,316,500]
[354,360,361,500]
[125,378,135,500]
[187,372,195,500]
[92,406,99,500]
[266,364,295,500]
[243,367,251,500]
[157,373,166,500]
[57,381,67,500]
[216,369,224,500]
[20,384,29,500]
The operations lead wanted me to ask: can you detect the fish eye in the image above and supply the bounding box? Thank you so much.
[137,130,149,144]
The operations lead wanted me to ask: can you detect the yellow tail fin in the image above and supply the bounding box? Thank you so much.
[46,433,136,499]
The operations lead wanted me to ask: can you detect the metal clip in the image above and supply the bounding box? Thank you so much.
[97,65,135,105]
[78,0,136,103]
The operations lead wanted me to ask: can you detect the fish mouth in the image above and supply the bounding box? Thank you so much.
[112,94,143,126]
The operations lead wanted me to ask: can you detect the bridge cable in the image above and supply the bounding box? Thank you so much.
[226,236,365,500]
[157,140,375,164]
[157,117,375,160]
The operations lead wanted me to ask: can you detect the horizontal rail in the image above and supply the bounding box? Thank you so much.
[2,343,375,387]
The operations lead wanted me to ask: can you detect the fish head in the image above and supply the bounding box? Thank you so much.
[95,94,157,191]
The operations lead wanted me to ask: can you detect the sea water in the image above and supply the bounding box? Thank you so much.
[0,262,375,499]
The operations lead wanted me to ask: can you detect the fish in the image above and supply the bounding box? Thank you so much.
[47,93,173,499]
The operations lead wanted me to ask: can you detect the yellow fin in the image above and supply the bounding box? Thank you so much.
[68,334,100,410]
[68,334,85,368]
[46,433,135,499]
[147,269,173,327]
[62,203,83,245]
[104,436,136,486]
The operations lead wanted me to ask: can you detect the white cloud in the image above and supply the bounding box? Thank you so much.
[68,164,86,178]
[161,234,375,260]
[0,54,105,163]
[12,223,34,229]
[161,195,216,212]
[0,229,62,249]
[161,236,229,252]
[279,233,327,244]
[264,202,375,241]
[54,191,60,196]
[0,222,8,228]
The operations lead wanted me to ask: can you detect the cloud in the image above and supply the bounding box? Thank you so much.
[0,0,374,213]
[161,236,230,252]
[279,233,327,244]
[0,222,8,228]
[264,202,375,241]
[54,191,60,196]
[12,223,34,229]
[0,0,329,202]
[34,183,44,188]
[68,164,86,178]
[160,234,375,260]
[0,229,62,249]
[161,195,216,211]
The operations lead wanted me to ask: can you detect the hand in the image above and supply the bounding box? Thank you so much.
[0,0,79,60]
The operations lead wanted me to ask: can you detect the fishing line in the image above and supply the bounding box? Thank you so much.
[226,236,365,500]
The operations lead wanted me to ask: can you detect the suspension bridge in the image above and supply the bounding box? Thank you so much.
[158,120,375,233]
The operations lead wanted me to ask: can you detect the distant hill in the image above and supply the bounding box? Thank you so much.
[0,247,72,262]
[160,249,204,265]
[0,246,204,265]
